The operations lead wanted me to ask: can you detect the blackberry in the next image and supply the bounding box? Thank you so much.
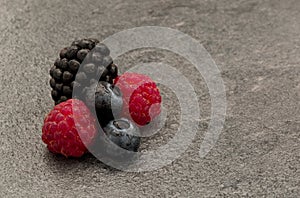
[49,38,118,104]
[84,81,123,127]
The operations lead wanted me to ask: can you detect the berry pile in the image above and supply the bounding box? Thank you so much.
[42,38,162,159]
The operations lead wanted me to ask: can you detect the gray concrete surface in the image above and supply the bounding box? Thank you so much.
[0,0,299,197]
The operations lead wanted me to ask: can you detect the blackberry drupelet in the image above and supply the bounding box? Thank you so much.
[49,38,118,104]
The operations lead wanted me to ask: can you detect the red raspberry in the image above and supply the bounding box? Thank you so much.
[114,73,162,126]
[42,99,97,157]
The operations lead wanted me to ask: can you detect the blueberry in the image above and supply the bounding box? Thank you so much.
[84,81,123,126]
[104,118,141,152]
[90,118,141,165]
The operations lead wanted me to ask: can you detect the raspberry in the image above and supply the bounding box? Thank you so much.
[42,99,97,157]
[114,73,162,126]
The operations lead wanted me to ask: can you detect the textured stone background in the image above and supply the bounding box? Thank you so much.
[0,0,299,197]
